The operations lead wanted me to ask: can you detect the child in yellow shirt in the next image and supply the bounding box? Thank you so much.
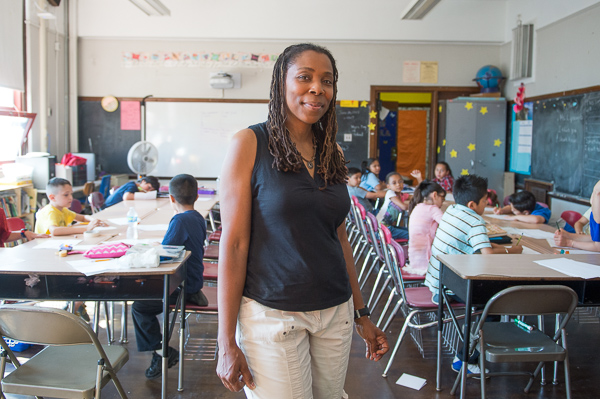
[35,178,105,235]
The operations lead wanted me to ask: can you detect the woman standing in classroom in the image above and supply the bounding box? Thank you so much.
[216,43,389,398]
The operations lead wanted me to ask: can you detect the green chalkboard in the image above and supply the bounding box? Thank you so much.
[531,91,600,198]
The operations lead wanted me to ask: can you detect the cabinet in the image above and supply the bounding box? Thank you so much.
[0,183,37,229]
[438,98,507,200]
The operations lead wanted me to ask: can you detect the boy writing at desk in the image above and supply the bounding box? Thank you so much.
[493,191,551,224]
[555,179,600,252]
[35,177,105,235]
[425,175,523,374]
[131,174,208,379]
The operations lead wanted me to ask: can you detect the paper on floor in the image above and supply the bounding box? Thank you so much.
[396,373,427,390]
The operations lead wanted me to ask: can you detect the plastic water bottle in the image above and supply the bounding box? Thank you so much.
[126,207,139,239]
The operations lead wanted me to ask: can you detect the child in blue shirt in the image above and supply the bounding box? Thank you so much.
[131,174,207,379]
[359,158,385,191]
[554,179,600,251]
[347,167,386,214]
[104,176,160,208]
[493,190,551,224]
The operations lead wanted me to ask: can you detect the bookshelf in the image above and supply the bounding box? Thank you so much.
[0,183,37,229]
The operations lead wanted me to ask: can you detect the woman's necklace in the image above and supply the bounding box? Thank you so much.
[299,142,317,169]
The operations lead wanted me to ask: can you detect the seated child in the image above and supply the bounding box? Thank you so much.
[411,161,454,192]
[347,167,386,214]
[131,174,208,379]
[494,191,551,224]
[35,177,105,235]
[573,207,592,234]
[104,176,160,208]
[1,209,48,246]
[376,172,409,240]
[487,189,499,207]
[425,175,522,373]
[359,158,385,191]
[555,180,600,252]
[405,180,445,275]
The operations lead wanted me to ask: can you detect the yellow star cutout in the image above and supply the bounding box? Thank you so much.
[480,106,488,115]
[368,122,376,131]
[468,143,476,152]
[494,139,502,147]
[450,149,458,158]
[439,105,442,113]
[437,146,440,154]
[465,102,473,110]
[461,169,469,176]
[360,101,368,107]
[369,110,377,119]
[443,139,446,146]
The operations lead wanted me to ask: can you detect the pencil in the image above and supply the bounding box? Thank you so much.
[556,221,561,231]
[516,234,523,246]
[94,259,112,262]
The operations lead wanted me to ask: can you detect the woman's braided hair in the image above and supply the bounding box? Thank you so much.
[267,43,347,187]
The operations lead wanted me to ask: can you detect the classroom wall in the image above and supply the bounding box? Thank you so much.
[501,2,600,100]
[78,39,500,100]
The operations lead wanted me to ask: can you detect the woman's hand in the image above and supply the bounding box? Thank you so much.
[216,342,255,392]
[354,317,389,361]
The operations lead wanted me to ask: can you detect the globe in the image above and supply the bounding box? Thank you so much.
[473,65,505,93]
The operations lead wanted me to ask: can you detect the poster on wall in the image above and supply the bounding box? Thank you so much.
[509,101,533,174]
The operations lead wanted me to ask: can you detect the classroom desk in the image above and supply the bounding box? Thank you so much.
[0,209,190,399]
[436,254,600,397]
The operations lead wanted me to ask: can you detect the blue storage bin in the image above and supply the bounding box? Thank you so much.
[3,337,31,352]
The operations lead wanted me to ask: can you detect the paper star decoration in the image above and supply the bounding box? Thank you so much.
[465,102,473,110]
[360,101,368,107]
[369,110,377,119]
[461,169,469,176]
[450,149,458,158]
[480,106,488,115]
[368,122,376,131]
[468,143,476,152]
[494,139,502,147]
[437,146,440,154]
[443,139,446,146]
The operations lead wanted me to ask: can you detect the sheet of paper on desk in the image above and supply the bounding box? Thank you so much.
[93,226,117,231]
[137,224,169,231]
[521,247,541,255]
[534,258,600,279]
[108,217,129,225]
[34,239,82,249]
[485,214,509,220]
[134,191,157,200]
[67,259,120,276]
[0,258,25,270]
[396,373,426,390]
[520,229,555,240]
[120,238,160,246]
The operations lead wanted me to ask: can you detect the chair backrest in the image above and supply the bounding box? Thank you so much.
[69,198,83,213]
[6,217,25,231]
[82,181,95,197]
[88,192,105,213]
[0,305,97,346]
[388,240,406,268]
[385,240,408,301]
[99,174,111,198]
[365,213,384,258]
[480,285,578,319]
[536,201,549,209]
[561,210,582,227]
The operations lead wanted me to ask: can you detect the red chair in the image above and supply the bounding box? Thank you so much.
[69,199,83,214]
[561,210,582,228]
[203,244,219,260]
[6,217,25,231]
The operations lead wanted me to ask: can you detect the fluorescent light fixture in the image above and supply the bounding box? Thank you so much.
[128,0,171,16]
[401,0,442,20]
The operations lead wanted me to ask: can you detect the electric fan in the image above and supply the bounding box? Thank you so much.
[127,141,158,177]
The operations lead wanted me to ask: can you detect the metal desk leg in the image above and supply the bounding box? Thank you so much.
[459,280,473,399]
[178,278,186,392]
[161,275,170,399]
[436,277,444,391]
[120,302,129,343]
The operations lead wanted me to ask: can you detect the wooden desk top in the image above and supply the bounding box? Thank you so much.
[438,254,600,281]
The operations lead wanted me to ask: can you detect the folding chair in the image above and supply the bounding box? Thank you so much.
[357,212,384,290]
[0,304,129,399]
[560,210,582,230]
[381,241,464,378]
[4,218,25,248]
[88,192,105,213]
[169,285,218,392]
[70,198,83,213]
[98,175,111,199]
[451,285,578,399]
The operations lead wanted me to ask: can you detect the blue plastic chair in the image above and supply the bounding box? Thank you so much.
[99,175,111,199]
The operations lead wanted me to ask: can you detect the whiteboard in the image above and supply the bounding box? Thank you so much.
[146,101,268,178]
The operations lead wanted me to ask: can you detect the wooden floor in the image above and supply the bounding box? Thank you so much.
[5,278,600,398]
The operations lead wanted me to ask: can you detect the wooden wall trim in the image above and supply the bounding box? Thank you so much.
[78,97,269,104]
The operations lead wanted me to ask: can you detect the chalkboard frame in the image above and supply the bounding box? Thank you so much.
[509,85,600,202]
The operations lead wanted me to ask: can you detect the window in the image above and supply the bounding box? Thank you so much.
[0,110,36,162]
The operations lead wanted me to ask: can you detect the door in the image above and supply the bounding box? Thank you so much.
[396,109,428,185]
